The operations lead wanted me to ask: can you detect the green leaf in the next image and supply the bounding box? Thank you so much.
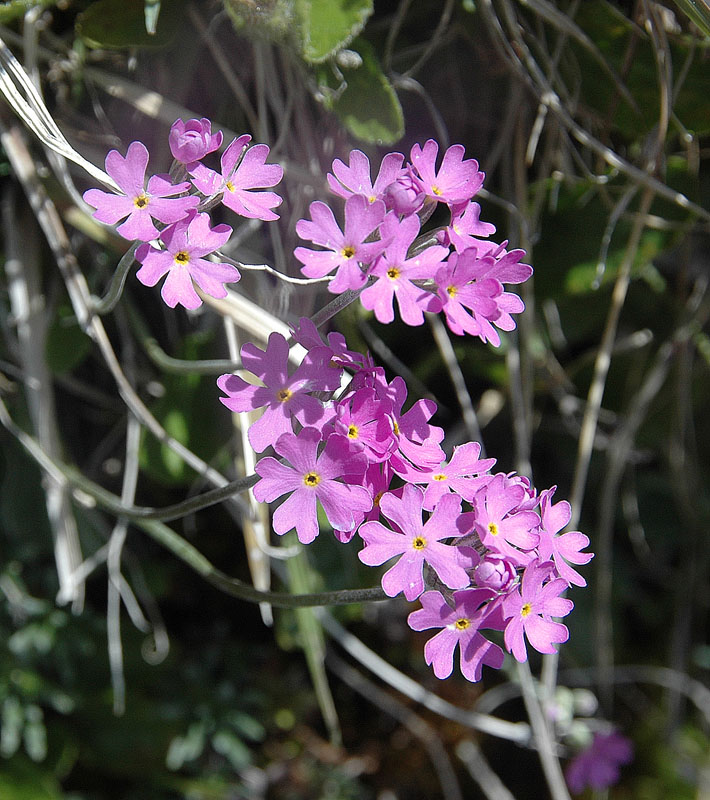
[294,0,373,63]
[314,37,404,145]
[674,0,710,39]
[76,0,183,49]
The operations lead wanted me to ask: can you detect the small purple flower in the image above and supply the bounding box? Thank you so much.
[253,428,372,544]
[334,387,396,464]
[295,195,387,293]
[537,487,593,587]
[442,201,497,254]
[502,559,573,662]
[380,376,445,472]
[358,485,476,601]
[190,135,284,221]
[473,473,540,565]
[395,441,496,510]
[408,589,505,682]
[565,731,633,794]
[135,210,237,309]
[83,141,199,241]
[436,249,505,345]
[217,332,340,452]
[327,150,405,203]
[409,140,485,205]
[169,118,223,164]
[360,213,447,326]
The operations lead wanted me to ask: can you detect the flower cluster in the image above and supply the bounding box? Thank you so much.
[83,118,283,308]
[296,141,533,344]
[217,317,593,682]
[83,119,591,685]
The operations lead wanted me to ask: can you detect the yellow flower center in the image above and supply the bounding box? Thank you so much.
[303,471,321,488]
[412,536,427,550]
[455,617,470,630]
[433,473,447,482]
[277,388,293,403]
[387,266,400,280]
[368,195,376,204]
[341,245,356,259]
[521,603,532,618]
[225,180,235,193]
[174,250,190,265]
[447,285,457,298]
[133,194,149,209]
[393,421,400,436]
[347,424,359,439]
[487,522,499,537]
[373,491,384,507]
[431,185,442,196]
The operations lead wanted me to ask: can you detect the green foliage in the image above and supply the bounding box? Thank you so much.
[293,0,373,63]
[313,37,404,144]
[139,333,225,486]
[76,0,185,49]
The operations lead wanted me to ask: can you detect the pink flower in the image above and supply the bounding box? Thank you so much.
[252,428,372,544]
[295,195,387,293]
[394,441,495,510]
[441,201,497,254]
[333,388,396,464]
[190,135,284,221]
[435,249,505,345]
[169,118,223,164]
[473,473,540,565]
[502,559,573,662]
[327,150,405,203]
[360,213,446,326]
[358,485,476,601]
[83,141,198,241]
[408,589,505,682]
[537,487,593,587]
[409,140,485,205]
[135,210,237,309]
[217,332,340,452]
[566,732,633,794]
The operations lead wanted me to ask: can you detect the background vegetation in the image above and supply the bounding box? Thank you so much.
[0,0,709,797]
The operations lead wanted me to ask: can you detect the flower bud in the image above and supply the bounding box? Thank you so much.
[169,118,222,164]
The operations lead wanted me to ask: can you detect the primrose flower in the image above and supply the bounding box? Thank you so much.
[169,117,223,164]
[394,440,495,510]
[360,213,447,326]
[565,731,633,794]
[252,428,372,544]
[537,487,593,587]
[327,149,405,203]
[135,210,236,309]
[409,140,485,205]
[435,249,505,345]
[217,332,340,452]
[408,589,505,682]
[295,195,387,293]
[473,473,540,565]
[83,141,198,241]
[502,559,574,662]
[333,387,396,464]
[358,485,476,601]
[190,135,284,221]
[442,200,497,254]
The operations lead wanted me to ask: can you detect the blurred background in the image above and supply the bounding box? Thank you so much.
[0,0,709,797]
